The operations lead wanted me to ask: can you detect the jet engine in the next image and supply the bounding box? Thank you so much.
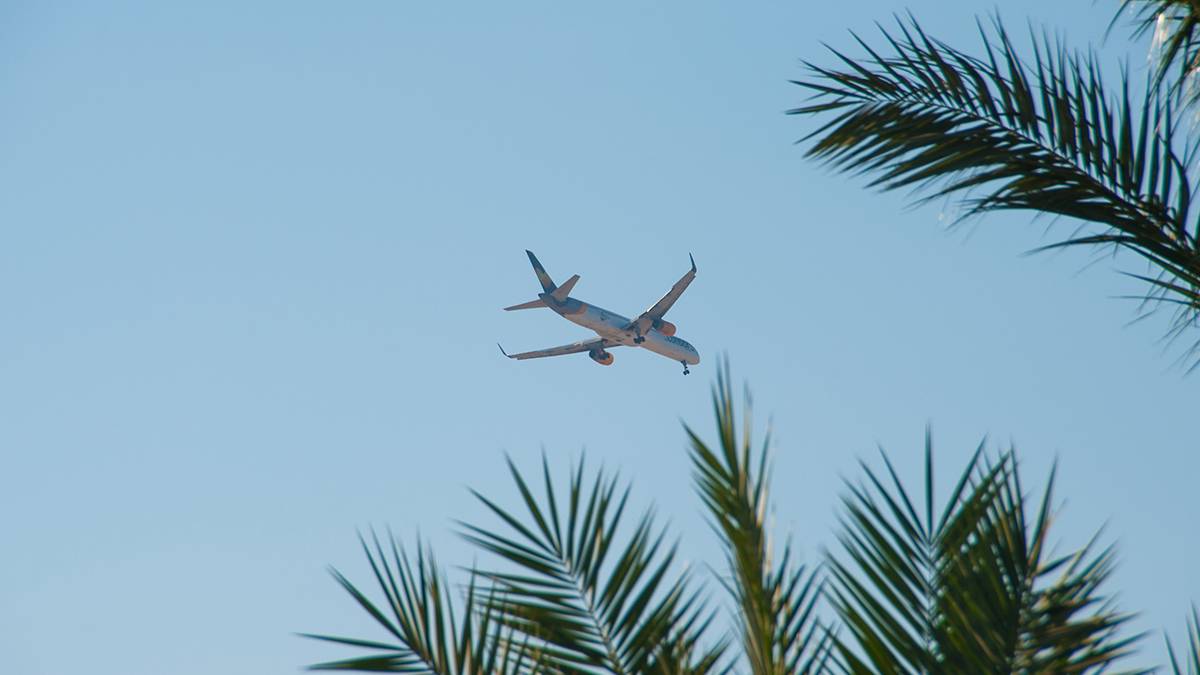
[588,348,614,366]
[653,319,677,336]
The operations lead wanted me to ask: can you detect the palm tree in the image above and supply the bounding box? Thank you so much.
[789,6,1200,668]
[789,12,1200,359]
[1167,607,1200,674]
[303,366,1145,673]
[1117,1,1200,107]
[829,434,1140,673]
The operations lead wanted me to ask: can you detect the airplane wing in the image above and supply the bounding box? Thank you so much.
[626,254,696,335]
[498,337,620,360]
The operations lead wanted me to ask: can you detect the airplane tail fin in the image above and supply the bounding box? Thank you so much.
[526,250,557,293]
[504,298,546,311]
[512,251,580,307]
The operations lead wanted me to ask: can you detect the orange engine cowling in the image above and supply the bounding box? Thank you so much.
[588,348,614,366]
[654,320,677,337]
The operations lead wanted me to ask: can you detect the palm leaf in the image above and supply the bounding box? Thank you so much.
[303,532,540,674]
[1114,1,1200,107]
[683,361,832,675]
[790,16,1200,353]
[1167,606,1200,675]
[828,429,1144,674]
[459,455,724,675]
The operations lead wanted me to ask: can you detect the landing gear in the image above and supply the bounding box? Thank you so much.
[634,334,645,344]
[681,361,690,375]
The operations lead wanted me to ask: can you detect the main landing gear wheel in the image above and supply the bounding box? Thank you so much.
[634,335,645,344]
[681,361,690,375]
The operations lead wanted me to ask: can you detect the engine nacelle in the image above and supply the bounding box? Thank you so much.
[653,319,677,337]
[588,348,614,366]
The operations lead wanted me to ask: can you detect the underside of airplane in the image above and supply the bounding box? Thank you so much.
[499,250,700,374]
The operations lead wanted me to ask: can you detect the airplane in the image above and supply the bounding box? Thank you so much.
[499,250,701,374]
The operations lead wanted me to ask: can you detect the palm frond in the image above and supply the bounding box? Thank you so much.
[459,454,722,675]
[790,16,1200,349]
[1114,1,1200,106]
[303,532,539,674]
[827,430,1143,674]
[684,361,832,675]
[1167,606,1200,675]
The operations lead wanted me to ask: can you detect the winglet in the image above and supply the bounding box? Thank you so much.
[497,343,514,359]
[689,252,696,273]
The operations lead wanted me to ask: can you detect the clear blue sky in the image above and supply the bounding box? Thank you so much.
[2,1,1195,673]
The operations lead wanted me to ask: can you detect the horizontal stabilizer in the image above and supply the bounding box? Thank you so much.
[551,274,579,302]
[503,298,546,311]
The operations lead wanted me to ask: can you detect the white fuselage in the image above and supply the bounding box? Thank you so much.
[540,293,700,365]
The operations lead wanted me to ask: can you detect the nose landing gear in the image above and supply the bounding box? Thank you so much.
[681,361,690,375]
